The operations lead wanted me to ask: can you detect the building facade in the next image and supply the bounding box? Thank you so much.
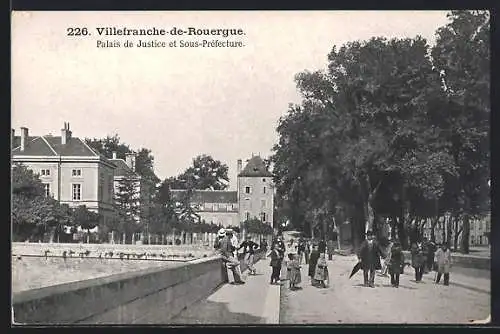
[11,123,116,225]
[171,155,274,228]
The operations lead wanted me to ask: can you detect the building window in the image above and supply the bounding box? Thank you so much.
[72,169,82,177]
[263,186,266,194]
[40,169,50,176]
[245,186,251,194]
[43,183,50,197]
[260,212,266,222]
[245,212,250,221]
[72,183,82,200]
[261,199,266,208]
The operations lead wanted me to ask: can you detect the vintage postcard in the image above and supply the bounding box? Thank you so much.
[11,10,491,325]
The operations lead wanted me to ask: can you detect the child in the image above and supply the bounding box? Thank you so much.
[388,241,404,288]
[314,253,329,288]
[268,245,282,284]
[288,253,302,290]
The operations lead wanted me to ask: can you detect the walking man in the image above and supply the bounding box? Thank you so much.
[411,241,425,282]
[435,242,452,286]
[358,230,383,288]
[239,235,259,275]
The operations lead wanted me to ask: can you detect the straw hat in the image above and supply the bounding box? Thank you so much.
[217,228,226,237]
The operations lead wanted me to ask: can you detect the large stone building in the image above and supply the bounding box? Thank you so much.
[171,155,274,228]
[11,123,116,225]
[11,123,148,231]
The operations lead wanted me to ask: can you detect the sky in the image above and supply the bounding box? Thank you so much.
[12,11,451,189]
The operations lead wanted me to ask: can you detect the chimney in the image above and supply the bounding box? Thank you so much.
[61,122,72,145]
[112,151,117,159]
[20,127,28,151]
[237,159,242,174]
[125,153,136,171]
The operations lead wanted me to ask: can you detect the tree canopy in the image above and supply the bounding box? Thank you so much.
[271,10,490,252]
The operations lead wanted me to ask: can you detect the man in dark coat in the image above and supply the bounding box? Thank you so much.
[318,239,327,254]
[297,237,306,264]
[308,244,320,284]
[411,241,425,282]
[357,230,383,288]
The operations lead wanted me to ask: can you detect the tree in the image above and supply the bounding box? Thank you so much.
[169,154,229,190]
[431,10,490,253]
[12,164,57,241]
[114,169,142,242]
[72,205,100,243]
[85,135,160,185]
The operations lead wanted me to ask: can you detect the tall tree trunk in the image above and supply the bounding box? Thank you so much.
[430,217,438,243]
[446,214,453,246]
[460,214,470,254]
[453,217,460,251]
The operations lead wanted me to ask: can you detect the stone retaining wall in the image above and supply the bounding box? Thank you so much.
[12,256,226,324]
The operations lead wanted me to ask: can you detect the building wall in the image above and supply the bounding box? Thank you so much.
[13,160,115,222]
[198,211,239,227]
[237,176,274,226]
[59,161,100,210]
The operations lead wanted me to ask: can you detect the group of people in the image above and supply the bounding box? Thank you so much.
[358,230,452,288]
[214,228,267,285]
[268,236,330,290]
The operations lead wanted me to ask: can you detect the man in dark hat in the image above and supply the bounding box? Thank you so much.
[357,230,384,288]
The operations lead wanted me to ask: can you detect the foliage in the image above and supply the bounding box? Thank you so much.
[167,154,229,190]
[271,10,490,253]
[243,218,274,235]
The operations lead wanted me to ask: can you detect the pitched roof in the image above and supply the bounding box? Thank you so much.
[109,158,136,177]
[238,155,273,177]
[171,189,237,204]
[12,135,99,157]
[11,136,56,156]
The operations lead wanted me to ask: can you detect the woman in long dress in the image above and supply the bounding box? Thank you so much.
[314,253,329,288]
[308,244,320,285]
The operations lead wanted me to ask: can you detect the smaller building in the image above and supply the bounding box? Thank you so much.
[171,190,239,227]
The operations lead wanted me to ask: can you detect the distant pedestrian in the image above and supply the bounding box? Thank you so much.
[422,237,431,273]
[308,244,320,284]
[297,237,306,264]
[239,236,259,275]
[411,241,425,282]
[269,244,282,284]
[435,242,452,286]
[318,239,327,254]
[357,230,383,288]
[388,241,404,288]
[326,239,335,261]
[314,253,329,288]
[380,239,393,277]
[304,240,311,265]
[287,253,302,290]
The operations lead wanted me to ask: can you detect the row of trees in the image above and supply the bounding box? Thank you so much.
[271,10,490,253]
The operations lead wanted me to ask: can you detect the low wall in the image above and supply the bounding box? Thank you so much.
[12,242,214,260]
[401,251,490,271]
[12,256,226,324]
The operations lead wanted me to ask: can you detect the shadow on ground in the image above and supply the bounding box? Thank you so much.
[169,300,266,324]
